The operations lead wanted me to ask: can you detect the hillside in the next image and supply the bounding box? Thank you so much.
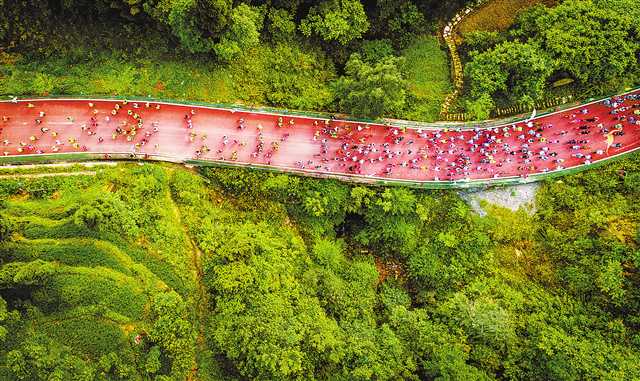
[1,159,640,379]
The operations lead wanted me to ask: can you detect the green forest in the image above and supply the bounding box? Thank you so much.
[1,0,638,119]
[1,0,640,380]
[2,156,640,380]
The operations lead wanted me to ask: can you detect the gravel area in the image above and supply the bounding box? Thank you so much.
[461,182,539,216]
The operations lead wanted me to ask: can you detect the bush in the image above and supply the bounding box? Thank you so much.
[73,193,139,238]
[0,239,132,274]
[359,39,395,63]
[400,36,452,122]
[0,214,14,242]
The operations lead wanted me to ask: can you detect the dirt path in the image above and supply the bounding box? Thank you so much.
[0,161,118,169]
[166,183,208,380]
[0,171,97,178]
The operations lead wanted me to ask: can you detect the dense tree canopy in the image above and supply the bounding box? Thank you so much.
[1,153,640,380]
[299,0,370,45]
[464,0,640,113]
[465,41,554,107]
[515,0,638,87]
[213,4,264,61]
[333,53,407,118]
[2,0,640,377]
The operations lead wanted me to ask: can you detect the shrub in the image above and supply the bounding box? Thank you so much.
[0,214,14,242]
[73,193,139,238]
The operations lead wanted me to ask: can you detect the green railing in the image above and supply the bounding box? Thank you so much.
[14,84,639,131]
[1,144,638,190]
[10,94,386,126]
[187,145,640,190]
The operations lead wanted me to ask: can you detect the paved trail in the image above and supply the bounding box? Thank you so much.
[1,90,639,186]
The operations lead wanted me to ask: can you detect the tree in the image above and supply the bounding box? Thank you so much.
[465,41,555,107]
[523,0,638,88]
[214,4,264,61]
[266,8,296,42]
[437,293,516,351]
[6,335,96,381]
[333,53,407,118]
[300,0,369,45]
[596,259,626,305]
[144,346,162,376]
[389,307,489,380]
[149,291,196,379]
[359,39,395,64]
[0,295,19,344]
[371,0,426,46]
[146,0,232,53]
[205,223,344,379]
[354,188,420,257]
[465,93,494,121]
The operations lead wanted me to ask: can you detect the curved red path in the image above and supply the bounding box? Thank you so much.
[1,91,640,185]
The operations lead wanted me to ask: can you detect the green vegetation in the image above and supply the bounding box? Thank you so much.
[333,53,407,118]
[3,156,640,379]
[2,0,640,379]
[0,164,198,379]
[0,0,464,121]
[465,40,554,116]
[1,0,636,119]
[401,36,452,122]
[462,0,640,114]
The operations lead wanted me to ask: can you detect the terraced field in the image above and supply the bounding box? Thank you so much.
[0,164,199,379]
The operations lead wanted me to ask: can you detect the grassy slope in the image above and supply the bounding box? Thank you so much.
[0,11,451,122]
[0,164,197,378]
[0,42,336,112]
[400,36,452,122]
[457,0,558,34]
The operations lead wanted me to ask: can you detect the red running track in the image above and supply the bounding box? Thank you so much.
[1,90,640,185]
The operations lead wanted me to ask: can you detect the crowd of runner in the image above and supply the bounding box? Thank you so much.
[1,91,640,182]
